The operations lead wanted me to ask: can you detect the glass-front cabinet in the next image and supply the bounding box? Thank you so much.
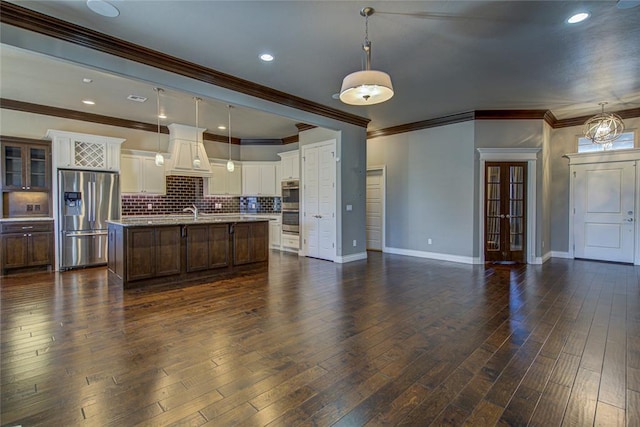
[1,141,50,191]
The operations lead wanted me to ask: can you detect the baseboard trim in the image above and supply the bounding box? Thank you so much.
[550,251,571,259]
[384,247,477,265]
[335,252,368,264]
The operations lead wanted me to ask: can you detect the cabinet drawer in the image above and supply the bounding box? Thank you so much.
[1,221,53,234]
[281,234,299,249]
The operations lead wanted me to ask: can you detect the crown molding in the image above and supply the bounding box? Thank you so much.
[1,98,245,145]
[0,1,370,129]
[367,112,474,139]
[552,107,640,129]
[367,108,640,139]
[295,123,317,132]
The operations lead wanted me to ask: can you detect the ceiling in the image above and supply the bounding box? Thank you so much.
[1,0,640,139]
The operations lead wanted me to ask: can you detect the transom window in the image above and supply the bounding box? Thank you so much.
[578,131,636,153]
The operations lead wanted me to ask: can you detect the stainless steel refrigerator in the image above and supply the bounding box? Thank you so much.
[58,170,120,270]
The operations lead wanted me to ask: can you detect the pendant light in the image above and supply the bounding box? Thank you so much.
[339,7,394,106]
[226,105,235,172]
[153,87,165,167]
[192,97,202,168]
[583,102,625,144]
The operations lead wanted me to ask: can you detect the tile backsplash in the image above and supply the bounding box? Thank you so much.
[121,175,280,216]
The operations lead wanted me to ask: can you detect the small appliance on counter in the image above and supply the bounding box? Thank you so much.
[58,170,120,270]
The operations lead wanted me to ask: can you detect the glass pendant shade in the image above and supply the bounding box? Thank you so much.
[154,152,164,166]
[583,103,625,144]
[154,87,165,167]
[226,105,234,172]
[340,70,394,105]
[193,97,201,168]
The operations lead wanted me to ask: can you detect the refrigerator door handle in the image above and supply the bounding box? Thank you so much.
[91,181,96,222]
[64,231,108,237]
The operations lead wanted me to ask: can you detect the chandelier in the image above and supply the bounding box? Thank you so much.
[583,102,625,144]
[339,7,394,106]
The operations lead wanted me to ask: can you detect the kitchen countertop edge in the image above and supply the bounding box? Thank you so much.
[108,215,276,227]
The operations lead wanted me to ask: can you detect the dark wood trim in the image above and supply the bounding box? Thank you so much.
[2,98,249,145]
[367,111,475,139]
[295,123,317,132]
[282,135,299,145]
[0,1,370,129]
[474,110,549,121]
[553,107,640,129]
[202,133,241,145]
[239,139,284,146]
[0,135,50,146]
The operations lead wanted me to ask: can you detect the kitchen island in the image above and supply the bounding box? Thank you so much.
[107,216,270,288]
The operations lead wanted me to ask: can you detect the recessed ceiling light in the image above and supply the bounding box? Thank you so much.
[218,125,227,130]
[567,12,590,24]
[86,0,120,17]
[82,99,95,105]
[82,78,93,83]
[127,95,147,103]
[617,0,640,9]
[259,53,274,62]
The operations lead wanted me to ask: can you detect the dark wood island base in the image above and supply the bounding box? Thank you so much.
[107,218,269,288]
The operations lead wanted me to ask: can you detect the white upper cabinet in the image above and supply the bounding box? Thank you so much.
[278,150,299,180]
[120,152,166,194]
[242,162,277,196]
[206,160,242,196]
[47,129,125,172]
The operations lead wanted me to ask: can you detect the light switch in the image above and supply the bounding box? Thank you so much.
[346,204,353,211]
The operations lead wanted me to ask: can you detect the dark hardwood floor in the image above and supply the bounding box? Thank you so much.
[1,252,639,426]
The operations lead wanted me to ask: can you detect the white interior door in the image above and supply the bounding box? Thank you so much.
[317,144,335,260]
[573,161,635,262]
[303,148,320,257]
[302,140,336,261]
[366,169,383,251]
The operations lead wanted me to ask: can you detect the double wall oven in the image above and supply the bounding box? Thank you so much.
[281,180,299,235]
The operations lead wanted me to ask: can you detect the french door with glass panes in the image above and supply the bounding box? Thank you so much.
[485,162,527,263]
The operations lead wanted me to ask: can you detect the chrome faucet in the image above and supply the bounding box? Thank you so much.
[183,204,198,220]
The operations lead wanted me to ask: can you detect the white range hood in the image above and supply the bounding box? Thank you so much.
[165,123,212,177]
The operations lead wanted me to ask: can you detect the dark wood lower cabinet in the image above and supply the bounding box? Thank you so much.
[156,226,182,276]
[123,226,181,282]
[1,221,53,274]
[233,221,268,265]
[108,220,265,288]
[186,224,230,272]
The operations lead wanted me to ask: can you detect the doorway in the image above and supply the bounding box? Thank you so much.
[572,161,635,263]
[484,162,527,263]
[301,139,336,261]
[366,168,385,251]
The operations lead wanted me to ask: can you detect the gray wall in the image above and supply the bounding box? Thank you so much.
[299,126,367,258]
[368,121,476,258]
[549,116,640,253]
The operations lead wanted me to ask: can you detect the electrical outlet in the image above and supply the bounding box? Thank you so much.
[251,203,256,209]
[346,204,353,211]
[26,204,33,211]
[147,204,153,210]
[215,203,222,209]
[353,239,357,247]
[34,204,41,211]
[428,238,432,245]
